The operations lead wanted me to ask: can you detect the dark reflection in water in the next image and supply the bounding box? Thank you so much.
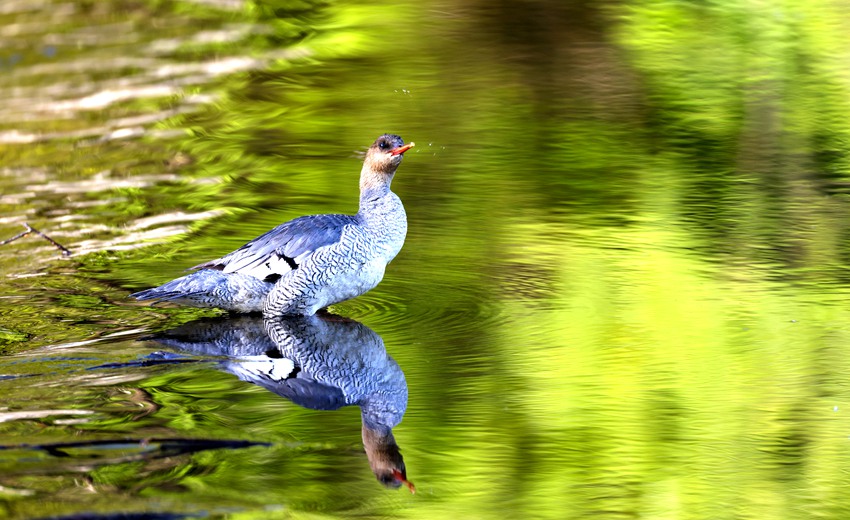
[151,313,415,493]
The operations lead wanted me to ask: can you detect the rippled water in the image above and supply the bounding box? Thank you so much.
[4,0,850,518]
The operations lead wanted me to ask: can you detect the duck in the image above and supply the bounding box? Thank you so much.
[150,313,415,492]
[131,134,413,315]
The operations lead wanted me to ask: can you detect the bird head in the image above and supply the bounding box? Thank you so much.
[364,134,415,175]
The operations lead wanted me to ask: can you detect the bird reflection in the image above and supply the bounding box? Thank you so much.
[150,313,414,492]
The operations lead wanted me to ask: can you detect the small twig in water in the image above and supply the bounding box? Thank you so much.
[0,229,30,246]
[0,222,71,257]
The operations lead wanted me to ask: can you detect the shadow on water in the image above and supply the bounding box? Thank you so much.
[148,312,415,493]
[1,437,267,477]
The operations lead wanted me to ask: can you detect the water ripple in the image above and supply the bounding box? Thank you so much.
[341,278,506,340]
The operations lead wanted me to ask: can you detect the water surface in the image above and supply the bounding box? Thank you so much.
[3,0,850,518]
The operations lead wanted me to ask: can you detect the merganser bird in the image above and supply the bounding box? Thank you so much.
[150,313,415,492]
[131,134,413,315]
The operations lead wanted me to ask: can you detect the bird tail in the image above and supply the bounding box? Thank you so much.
[130,269,273,313]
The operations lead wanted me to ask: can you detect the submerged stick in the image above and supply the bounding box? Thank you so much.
[0,229,30,246]
[0,222,71,257]
[26,223,72,256]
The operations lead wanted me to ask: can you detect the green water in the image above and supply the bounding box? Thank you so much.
[3,0,850,518]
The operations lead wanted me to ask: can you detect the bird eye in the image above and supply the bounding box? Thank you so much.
[378,141,388,149]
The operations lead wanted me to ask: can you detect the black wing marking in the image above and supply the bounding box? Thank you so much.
[193,213,356,280]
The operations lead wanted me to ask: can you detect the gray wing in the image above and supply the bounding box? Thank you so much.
[194,213,357,282]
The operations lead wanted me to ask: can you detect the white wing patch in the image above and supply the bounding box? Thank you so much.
[230,356,296,384]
